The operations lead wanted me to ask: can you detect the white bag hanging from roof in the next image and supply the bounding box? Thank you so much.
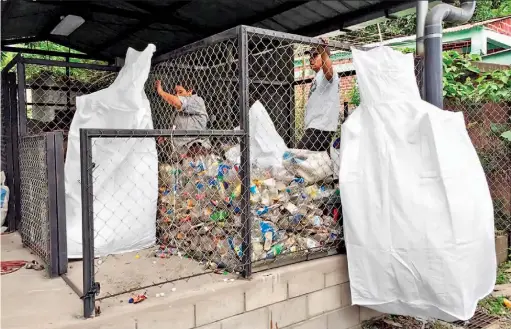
[224,100,288,169]
[65,44,158,258]
[339,46,495,321]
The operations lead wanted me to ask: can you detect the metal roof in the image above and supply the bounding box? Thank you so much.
[1,0,417,59]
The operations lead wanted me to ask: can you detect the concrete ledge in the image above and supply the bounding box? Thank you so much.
[496,234,509,265]
[50,255,376,329]
[4,251,380,329]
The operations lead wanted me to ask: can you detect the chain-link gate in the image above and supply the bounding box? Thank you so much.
[2,52,120,277]
[18,132,67,277]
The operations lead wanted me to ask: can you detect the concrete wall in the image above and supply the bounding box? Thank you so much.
[496,234,509,265]
[63,255,382,329]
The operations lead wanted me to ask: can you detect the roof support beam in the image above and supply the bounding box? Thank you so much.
[1,46,109,61]
[2,36,43,45]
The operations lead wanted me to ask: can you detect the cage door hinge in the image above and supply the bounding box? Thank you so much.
[81,282,100,299]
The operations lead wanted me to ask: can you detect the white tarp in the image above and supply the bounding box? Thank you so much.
[339,46,496,321]
[225,100,289,169]
[65,44,158,258]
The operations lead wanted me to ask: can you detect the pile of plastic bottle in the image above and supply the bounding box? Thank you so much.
[155,152,342,271]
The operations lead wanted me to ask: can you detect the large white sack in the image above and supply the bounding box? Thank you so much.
[65,44,158,258]
[339,46,495,321]
[283,149,332,184]
[225,100,288,169]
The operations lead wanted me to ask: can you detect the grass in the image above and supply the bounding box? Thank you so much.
[478,261,511,318]
[479,295,510,316]
[496,261,511,285]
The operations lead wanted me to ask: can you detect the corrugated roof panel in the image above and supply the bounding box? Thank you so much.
[304,1,343,19]
[320,0,357,13]
[254,19,287,31]
[1,0,419,58]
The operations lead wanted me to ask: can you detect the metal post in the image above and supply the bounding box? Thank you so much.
[238,26,252,278]
[54,132,68,275]
[16,61,27,135]
[66,56,71,113]
[45,133,59,278]
[80,128,96,318]
[8,72,21,230]
[3,73,16,231]
[343,102,349,123]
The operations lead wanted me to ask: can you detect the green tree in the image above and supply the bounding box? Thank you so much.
[345,0,511,43]
[1,41,108,83]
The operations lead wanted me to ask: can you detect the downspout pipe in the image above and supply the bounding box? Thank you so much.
[424,0,476,109]
[416,0,428,56]
[416,0,429,98]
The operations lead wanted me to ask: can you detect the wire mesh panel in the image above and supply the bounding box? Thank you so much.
[17,58,119,160]
[80,129,249,318]
[445,100,511,232]
[24,66,116,135]
[243,27,349,267]
[149,38,240,131]
[439,28,511,234]
[18,132,67,277]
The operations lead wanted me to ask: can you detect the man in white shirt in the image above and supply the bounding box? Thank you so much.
[297,39,340,153]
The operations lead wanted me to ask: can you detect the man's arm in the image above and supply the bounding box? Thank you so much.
[155,80,183,110]
[317,38,334,81]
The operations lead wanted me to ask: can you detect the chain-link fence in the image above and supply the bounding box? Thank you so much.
[1,53,119,278]
[440,14,511,234]
[78,26,431,318]
[20,58,119,151]
[445,101,511,232]
[18,132,66,277]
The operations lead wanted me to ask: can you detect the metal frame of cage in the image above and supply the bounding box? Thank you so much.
[79,25,354,318]
[1,52,120,278]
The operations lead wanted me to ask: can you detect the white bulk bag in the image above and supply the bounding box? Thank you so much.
[65,44,158,258]
[283,149,333,184]
[224,100,288,169]
[339,46,495,321]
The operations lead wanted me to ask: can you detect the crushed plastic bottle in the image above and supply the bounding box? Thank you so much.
[210,211,228,222]
[265,243,284,259]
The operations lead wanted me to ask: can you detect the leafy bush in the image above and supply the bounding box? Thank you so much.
[442,51,511,103]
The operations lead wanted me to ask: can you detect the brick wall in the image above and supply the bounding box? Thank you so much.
[66,256,382,329]
[487,18,511,36]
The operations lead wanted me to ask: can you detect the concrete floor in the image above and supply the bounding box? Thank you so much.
[66,247,211,299]
[1,232,236,329]
[1,233,82,328]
